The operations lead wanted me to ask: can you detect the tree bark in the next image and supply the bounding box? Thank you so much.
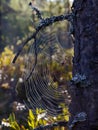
[69,0,98,130]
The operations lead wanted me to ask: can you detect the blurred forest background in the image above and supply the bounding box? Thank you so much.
[0,0,73,129]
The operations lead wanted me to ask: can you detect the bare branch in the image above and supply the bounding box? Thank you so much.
[12,13,72,63]
[12,4,73,79]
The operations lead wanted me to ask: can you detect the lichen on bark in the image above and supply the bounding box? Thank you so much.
[69,0,98,130]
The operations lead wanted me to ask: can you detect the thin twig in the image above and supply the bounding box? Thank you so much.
[12,32,36,63]
[29,2,43,20]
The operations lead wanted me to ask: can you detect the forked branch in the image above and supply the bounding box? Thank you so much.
[12,2,73,79]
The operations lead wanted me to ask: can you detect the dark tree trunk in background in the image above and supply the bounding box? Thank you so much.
[69,0,98,130]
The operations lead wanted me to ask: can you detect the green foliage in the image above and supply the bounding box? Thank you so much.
[0,46,24,88]
[9,113,20,130]
[28,109,47,129]
[1,107,69,130]
[2,113,27,130]
[0,46,26,120]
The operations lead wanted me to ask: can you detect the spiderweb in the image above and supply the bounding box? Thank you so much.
[21,25,69,116]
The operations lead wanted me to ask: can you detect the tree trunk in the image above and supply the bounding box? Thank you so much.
[69,0,98,130]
